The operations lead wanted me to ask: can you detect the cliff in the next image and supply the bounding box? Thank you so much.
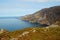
[21,6,60,25]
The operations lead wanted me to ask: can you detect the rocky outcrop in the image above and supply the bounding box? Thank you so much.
[0,29,10,40]
[21,6,60,25]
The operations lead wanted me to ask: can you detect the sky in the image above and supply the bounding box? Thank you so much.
[0,0,60,17]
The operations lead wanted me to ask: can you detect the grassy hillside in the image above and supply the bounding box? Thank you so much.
[0,24,60,40]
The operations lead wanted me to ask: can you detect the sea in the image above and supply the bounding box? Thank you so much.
[0,17,39,31]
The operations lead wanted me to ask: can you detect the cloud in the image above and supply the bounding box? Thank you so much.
[25,0,60,2]
[0,0,60,3]
[23,0,48,2]
[17,0,60,2]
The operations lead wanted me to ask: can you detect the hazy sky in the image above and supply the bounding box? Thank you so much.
[0,0,60,17]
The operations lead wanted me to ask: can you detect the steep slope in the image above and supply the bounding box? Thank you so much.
[21,6,60,25]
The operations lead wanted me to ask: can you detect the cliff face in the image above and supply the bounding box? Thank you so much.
[21,6,60,25]
[21,11,41,23]
[39,6,60,25]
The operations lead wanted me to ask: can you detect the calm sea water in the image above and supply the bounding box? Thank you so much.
[0,18,38,31]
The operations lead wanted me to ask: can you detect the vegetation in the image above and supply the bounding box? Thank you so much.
[0,24,60,40]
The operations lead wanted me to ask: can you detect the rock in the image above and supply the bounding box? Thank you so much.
[0,29,4,34]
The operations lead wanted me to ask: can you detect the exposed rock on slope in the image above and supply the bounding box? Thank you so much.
[21,6,60,25]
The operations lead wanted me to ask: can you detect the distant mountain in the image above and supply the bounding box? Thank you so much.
[21,6,60,25]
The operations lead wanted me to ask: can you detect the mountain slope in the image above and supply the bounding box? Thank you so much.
[21,6,60,25]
